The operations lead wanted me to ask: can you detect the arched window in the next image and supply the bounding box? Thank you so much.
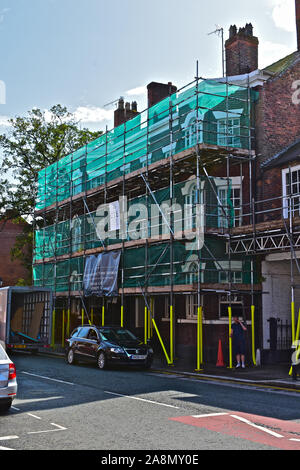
[183,112,203,149]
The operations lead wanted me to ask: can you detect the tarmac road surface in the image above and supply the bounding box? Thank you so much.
[1,353,300,451]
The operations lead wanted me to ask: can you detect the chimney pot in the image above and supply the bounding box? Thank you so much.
[147,81,177,108]
[225,23,259,76]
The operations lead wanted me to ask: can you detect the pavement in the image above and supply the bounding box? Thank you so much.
[151,358,300,390]
[39,346,300,391]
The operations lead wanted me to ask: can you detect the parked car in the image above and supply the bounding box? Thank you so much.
[65,325,154,370]
[0,344,17,412]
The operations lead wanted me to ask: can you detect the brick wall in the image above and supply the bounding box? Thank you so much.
[255,55,300,209]
[0,220,29,286]
[256,57,300,168]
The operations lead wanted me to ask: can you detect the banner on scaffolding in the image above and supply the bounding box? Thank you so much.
[83,251,121,297]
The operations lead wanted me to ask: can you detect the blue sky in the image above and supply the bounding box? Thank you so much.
[0,0,297,131]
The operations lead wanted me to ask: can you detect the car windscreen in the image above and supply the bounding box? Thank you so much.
[0,344,8,360]
[98,328,137,343]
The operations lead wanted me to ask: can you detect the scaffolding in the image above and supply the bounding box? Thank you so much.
[33,71,259,367]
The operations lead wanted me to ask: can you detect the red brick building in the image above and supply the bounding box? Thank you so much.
[0,218,30,287]
[227,0,300,361]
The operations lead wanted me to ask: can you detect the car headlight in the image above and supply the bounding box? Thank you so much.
[110,347,124,354]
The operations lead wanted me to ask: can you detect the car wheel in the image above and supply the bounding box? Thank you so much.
[0,400,12,413]
[66,348,77,365]
[97,352,107,370]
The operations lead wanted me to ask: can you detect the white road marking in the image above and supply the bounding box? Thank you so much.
[50,423,67,430]
[27,422,67,435]
[289,438,300,442]
[104,390,180,409]
[21,371,74,386]
[230,414,284,438]
[0,446,14,450]
[27,413,41,420]
[192,412,229,418]
[0,436,19,441]
[11,406,20,411]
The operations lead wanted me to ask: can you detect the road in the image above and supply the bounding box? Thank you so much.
[1,353,300,451]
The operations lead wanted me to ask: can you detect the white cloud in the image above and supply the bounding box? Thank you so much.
[126,85,147,97]
[260,40,294,67]
[270,0,296,33]
[43,106,114,126]
[0,115,11,127]
[73,106,114,124]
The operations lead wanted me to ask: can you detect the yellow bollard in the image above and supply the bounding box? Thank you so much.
[251,305,256,366]
[195,306,203,371]
[121,305,124,328]
[144,306,148,344]
[228,306,233,369]
[102,305,105,327]
[292,301,296,344]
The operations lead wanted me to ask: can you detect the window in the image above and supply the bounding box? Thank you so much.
[162,296,170,319]
[218,118,241,148]
[219,294,243,318]
[216,261,243,284]
[71,328,81,338]
[186,294,203,320]
[282,166,300,218]
[218,186,242,228]
[77,327,90,338]
[185,119,203,149]
[71,215,82,252]
[88,329,99,341]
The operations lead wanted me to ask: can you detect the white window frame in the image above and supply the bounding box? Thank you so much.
[215,261,243,284]
[182,111,203,149]
[214,177,243,228]
[219,294,244,319]
[186,294,204,320]
[217,117,242,148]
[282,165,300,219]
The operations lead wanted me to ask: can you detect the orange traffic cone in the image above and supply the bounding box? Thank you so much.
[216,339,225,367]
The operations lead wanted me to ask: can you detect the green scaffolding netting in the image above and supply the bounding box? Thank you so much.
[33,239,258,293]
[34,175,235,261]
[36,79,254,210]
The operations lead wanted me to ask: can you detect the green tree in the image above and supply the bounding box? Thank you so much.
[0,104,103,283]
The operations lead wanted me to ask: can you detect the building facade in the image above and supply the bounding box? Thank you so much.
[32,0,300,366]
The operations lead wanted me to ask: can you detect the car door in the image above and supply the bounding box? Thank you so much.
[74,327,90,359]
[82,328,99,360]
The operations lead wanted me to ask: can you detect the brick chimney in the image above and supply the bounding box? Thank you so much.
[114,98,139,127]
[225,23,259,76]
[296,0,300,50]
[147,82,177,108]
